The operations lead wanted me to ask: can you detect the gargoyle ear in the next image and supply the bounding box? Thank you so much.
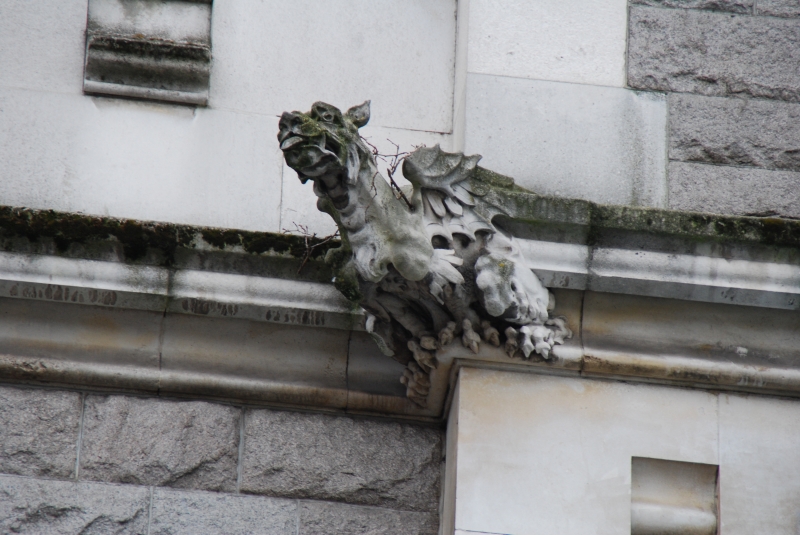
[346,101,371,128]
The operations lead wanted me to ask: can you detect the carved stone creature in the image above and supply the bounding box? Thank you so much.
[278,101,572,407]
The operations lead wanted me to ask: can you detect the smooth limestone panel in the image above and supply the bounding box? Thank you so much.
[280,126,454,238]
[669,93,800,172]
[452,369,719,535]
[0,87,284,232]
[467,0,628,87]
[669,161,800,218]
[160,314,350,397]
[80,395,240,491]
[581,292,800,365]
[299,501,438,535]
[756,0,800,17]
[149,488,297,535]
[0,386,82,479]
[628,6,800,102]
[0,297,161,369]
[0,0,88,95]
[719,394,800,534]
[210,0,456,133]
[465,74,667,207]
[241,408,442,512]
[0,475,150,535]
[630,0,753,13]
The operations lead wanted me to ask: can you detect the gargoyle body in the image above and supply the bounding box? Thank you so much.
[278,101,571,406]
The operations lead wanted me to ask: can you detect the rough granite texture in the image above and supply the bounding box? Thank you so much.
[630,0,753,13]
[756,0,800,17]
[0,474,150,534]
[80,395,240,491]
[299,501,438,535]
[240,409,442,512]
[149,489,297,535]
[628,6,800,102]
[0,386,82,479]
[668,161,800,218]
[669,93,800,172]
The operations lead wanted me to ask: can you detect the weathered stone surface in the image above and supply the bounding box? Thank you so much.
[669,93,800,171]
[668,161,800,218]
[630,0,753,14]
[0,474,149,534]
[467,0,628,87]
[149,488,297,535]
[756,0,800,17]
[241,409,442,512]
[0,386,81,478]
[465,73,668,208]
[80,395,240,491]
[299,501,438,535]
[628,6,800,102]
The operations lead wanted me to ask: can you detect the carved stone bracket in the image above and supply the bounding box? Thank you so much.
[279,101,572,406]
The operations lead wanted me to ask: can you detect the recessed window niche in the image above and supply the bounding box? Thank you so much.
[631,457,719,535]
[83,0,212,105]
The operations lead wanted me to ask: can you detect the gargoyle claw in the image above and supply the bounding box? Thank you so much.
[481,321,500,347]
[439,321,456,347]
[504,327,519,358]
[462,319,481,354]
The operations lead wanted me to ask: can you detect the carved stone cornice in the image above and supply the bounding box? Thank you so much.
[0,188,796,419]
[277,100,800,408]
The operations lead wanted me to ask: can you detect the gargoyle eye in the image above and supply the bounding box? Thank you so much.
[322,112,334,122]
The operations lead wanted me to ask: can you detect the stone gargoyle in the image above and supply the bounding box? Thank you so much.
[278,101,571,407]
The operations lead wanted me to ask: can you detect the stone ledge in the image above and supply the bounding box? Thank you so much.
[0,204,796,418]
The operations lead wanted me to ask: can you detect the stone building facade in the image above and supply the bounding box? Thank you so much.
[0,1,798,534]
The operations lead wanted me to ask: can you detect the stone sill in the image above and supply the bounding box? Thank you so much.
[0,204,796,420]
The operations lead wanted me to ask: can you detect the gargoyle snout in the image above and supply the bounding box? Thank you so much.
[277,112,305,145]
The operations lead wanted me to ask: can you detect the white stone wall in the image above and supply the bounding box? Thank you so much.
[446,368,800,535]
[0,0,458,233]
[1,0,676,236]
[460,0,668,208]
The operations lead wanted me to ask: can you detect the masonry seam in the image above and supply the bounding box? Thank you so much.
[156,270,174,395]
[295,498,300,535]
[278,156,286,232]
[664,87,671,207]
[345,330,352,397]
[236,407,245,494]
[669,158,800,173]
[634,1,797,20]
[73,392,87,480]
[146,486,154,535]
[578,287,587,377]
[625,2,631,89]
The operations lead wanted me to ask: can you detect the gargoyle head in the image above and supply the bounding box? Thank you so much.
[278,100,433,285]
[278,101,370,184]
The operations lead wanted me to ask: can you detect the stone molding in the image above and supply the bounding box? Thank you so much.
[0,199,796,419]
[83,0,213,105]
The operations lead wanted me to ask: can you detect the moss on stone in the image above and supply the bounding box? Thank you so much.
[472,166,515,190]
[470,176,799,248]
[590,205,800,248]
[0,206,340,266]
[0,206,193,262]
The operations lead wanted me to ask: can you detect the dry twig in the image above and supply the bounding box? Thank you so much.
[282,223,340,274]
[361,137,414,210]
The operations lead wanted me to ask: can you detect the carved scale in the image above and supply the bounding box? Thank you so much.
[278,101,572,407]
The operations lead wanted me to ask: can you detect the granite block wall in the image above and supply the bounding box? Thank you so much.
[0,384,442,534]
[628,1,800,218]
